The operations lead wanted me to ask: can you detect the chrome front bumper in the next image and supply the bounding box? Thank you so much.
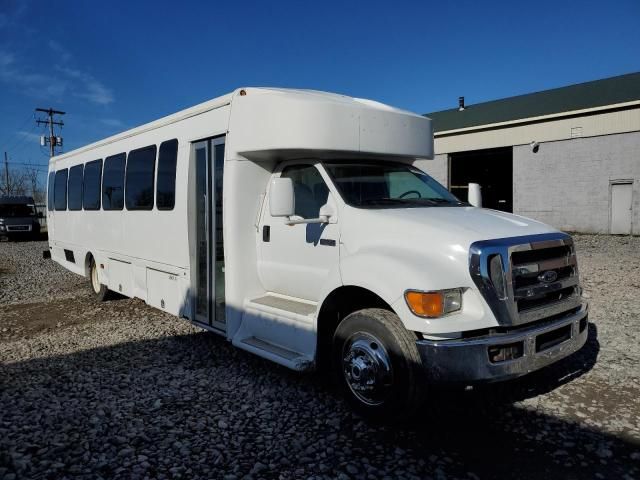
[416,303,589,383]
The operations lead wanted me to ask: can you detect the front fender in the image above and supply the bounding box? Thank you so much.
[339,245,498,335]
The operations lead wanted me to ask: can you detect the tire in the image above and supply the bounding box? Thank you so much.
[332,308,426,420]
[89,257,110,301]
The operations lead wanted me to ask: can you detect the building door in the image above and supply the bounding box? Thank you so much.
[193,137,226,330]
[449,147,513,212]
[610,182,633,234]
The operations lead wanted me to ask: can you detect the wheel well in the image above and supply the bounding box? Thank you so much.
[316,286,393,370]
[84,252,94,278]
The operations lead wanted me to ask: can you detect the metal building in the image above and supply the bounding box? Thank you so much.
[423,72,640,234]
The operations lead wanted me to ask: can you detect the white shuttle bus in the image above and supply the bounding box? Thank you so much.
[47,88,588,417]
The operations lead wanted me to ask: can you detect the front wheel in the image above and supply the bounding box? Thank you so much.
[89,258,110,301]
[333,308,426,420]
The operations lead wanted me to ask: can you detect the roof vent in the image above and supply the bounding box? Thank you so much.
[458,96,465,111]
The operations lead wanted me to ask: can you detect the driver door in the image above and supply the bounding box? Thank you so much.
[258,162,340,301]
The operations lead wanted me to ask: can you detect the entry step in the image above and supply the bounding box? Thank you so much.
[241,336,301,361]
[249,294,317,316]
[238,293,317,370]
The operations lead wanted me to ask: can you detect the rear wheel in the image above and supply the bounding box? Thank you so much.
[333,308,426,420]
[89,258,110,301]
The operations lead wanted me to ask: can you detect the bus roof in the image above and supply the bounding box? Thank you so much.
[51,90,235,163]
[52,88,431,164]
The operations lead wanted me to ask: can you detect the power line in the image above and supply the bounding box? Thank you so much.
[39,146,51,158]
[0,112,35,148]
[3,122,40,155]
[4,161,49,170]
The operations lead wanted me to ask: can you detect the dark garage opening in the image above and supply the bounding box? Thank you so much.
[449,147,513,213]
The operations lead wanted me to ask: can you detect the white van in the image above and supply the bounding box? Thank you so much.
[47,88,588,417]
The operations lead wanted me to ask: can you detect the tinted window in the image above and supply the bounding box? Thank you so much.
[47,172,55,211]
[67,164,84,211]
[54,169,68,211]
[280,164,329,219]
[0,204,35,217]
[103,153,125,210]
[156,139,178,210]
[83,159,102,210]
[126,145,156,210]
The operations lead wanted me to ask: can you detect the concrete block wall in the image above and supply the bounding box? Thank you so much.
[415,154,448,187]
[513,131,640,233]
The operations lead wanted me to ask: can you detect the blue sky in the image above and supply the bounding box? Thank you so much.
[1,0,639,183]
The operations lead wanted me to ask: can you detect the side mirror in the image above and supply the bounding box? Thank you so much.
[269,177,295,217]
[468,183,482,207]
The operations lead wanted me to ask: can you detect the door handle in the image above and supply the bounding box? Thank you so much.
[262,225,270,242]
[319,238,336,247]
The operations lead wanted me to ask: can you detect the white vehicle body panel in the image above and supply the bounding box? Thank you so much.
[47,87,581,377]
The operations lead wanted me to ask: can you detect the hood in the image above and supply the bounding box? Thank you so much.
[374,206,556,244]
[341,205,558,261]
[340,205,561,294]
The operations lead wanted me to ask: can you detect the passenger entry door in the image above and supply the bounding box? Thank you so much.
[258,163,340,301]
[192,138,225,330]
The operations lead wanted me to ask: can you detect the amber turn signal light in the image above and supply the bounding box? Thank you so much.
[405,289,462,318]
[405,291,443,317]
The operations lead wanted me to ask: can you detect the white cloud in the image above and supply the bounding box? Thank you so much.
[16,130,42,142]
[56,66,114,105]
[48,40,72,63]
[0,50,15,68]
[0,44,115,106]
[0,49,69,100]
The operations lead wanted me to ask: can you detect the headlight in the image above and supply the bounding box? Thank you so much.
[405,288,463,318]
[0,225,5,231]
[489,254,507,300]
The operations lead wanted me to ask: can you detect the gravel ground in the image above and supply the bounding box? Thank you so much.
[0,236,639,480]
[0,240,85,306]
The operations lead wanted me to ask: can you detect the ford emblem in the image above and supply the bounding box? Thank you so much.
[538,270,558,283]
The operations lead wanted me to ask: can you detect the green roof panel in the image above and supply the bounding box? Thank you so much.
[426,72,640,132]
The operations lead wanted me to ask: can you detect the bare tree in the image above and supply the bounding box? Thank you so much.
[0,165,28,196]
[23,166,46,203]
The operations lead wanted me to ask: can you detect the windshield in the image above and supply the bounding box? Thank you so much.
[323,160,465,208]
[0,204,36,218]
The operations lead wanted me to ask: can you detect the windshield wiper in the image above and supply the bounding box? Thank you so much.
[359,198,408,205]
[359,197,466,208]
[416,197,468,206]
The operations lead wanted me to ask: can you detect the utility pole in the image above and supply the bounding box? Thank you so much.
[4,151,9,195]
[35,108,65,157]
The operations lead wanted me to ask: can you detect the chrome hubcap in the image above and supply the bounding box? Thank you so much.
[342,332,393,406]
[91,264,100,294]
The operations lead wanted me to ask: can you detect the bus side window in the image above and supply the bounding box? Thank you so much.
[103,153,126,210]
[54,169,68,211]
[68,164,84,211]
[83,159,102,210]
[126,145,156,210]
[157,139,178,210]
[47,172,55,211]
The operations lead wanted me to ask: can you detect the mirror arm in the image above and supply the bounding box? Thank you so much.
[285,215,329,225]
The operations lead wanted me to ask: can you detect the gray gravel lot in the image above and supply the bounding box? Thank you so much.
[1,236,639,480]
